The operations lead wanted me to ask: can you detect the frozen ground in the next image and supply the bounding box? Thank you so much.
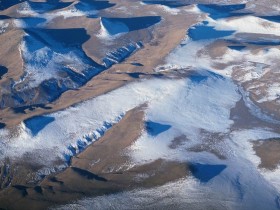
[0,0,280,209]
[161,3,280,118]
[1,69,280,209]
[54,2,280,210]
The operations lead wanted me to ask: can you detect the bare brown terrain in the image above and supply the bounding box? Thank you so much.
[253,139,280,170]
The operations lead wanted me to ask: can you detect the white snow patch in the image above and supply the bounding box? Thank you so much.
[231,128,280,166]
[15,1,97,25]
[53,178,241,210]
[258,84,280,103]
[50,8,87,19]
[17,2,39,16]
[130,72,240,164]
[166,37,213,72]
[211,15,280,36]
[156,5,180,15]
[184,4,202,14]
[0,21,9,34]
[16,35,92,89]
[13,19,26,28]
[231,128,280,193]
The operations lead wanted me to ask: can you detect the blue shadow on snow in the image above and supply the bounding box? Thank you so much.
[197,4,248,20]
[190,163,227,183]
[188,21,235,41]
[146,121,171,136]
[24,116,55,136]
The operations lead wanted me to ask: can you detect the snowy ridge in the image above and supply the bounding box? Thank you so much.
[212,15,280,36]
[103,42,143,67]
[17,1,38,16]
[1,31,96,107]
[63,114,124,163]
[97,17,129,39]
[98,17,111,39]
[1,29,145,108]
[35,114,124,180]
[47,0,101,20]
[14,0,110,27]
[15,33,97,89]
[140,1,181,15]
[156,5,180,15]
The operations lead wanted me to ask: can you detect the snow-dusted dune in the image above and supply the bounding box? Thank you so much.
[98,16,161,39]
